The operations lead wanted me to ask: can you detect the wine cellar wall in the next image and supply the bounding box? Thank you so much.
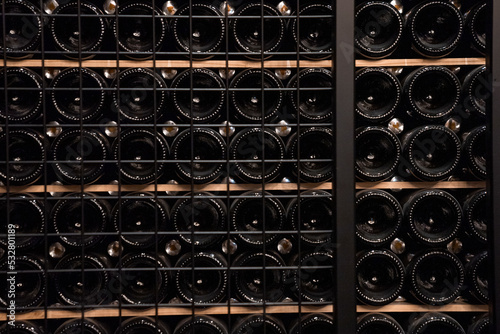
[0,0,498,333]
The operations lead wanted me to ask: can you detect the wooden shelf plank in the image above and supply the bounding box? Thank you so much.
[357,302,488,313]
[356,181,486,190]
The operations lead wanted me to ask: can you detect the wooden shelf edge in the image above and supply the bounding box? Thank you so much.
[356,181,486,190]
[356,302,488,313]
[3,58,485,69]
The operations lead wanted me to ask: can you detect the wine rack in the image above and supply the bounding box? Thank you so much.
[1,0,499,333]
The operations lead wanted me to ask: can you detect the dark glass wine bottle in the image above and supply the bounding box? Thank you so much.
[55,319,108,334]
[403,189,462,246]
[51,128,110,185]
[171,68,225,123]
[113,1,167,58]
[463,189,487,244]
[229,69,284,122]
[289,313,335,333]
[0,194,45,250]
[231,2,285,58]
[463,125,487,180]
[116,317,171,334]
[111,192,169,248]
[355,1,403,59]
[355,126,401,181]
[232,251,286,303]
[232,315,286,334]
[50,68,108,123]
[287,68,333,122]
[171,192,226,249]
[286,127,334,182]
[355,67,401,122]
[357,313,404,334]
[465,251,488,304]
[405,1,464,58]
[401,125,461,181]
[229,128,285,183]
[0,128,45,186]
[111,68,168,123]
[0,0,42,58]
[0,321,43,334]
[0,67,43,123]
[407,312,465,334]
[467,313,489,334]
[53,252,111,306]
[112,128,169,184]
[407,249,465,305]
[51,193,110,248]
[230,191,285,248]
[50,1,107,58]
[0,255,45,310]
[171,128,226,184]
[292,2,334,59]
[287,190,333,246]
[175,251,228,304]
[403,66,461,121]
[465,2,486,55]
[118,252,170,305]
[462,66,487,118]
[174,315,227,334]
[172,2,225,58]
[355,189,402,246]
[288,251,335,302]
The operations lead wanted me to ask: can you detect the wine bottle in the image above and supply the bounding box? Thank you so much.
[287,68,333,122]
[407,313,465,334]
[462,125,487,180]
[462,66,487,118]
[232,315,286,334]
[355,189,402,246]
[53,252,111,306]
[230,191,285,248]
[174,315,228,334]
[111,68,168,123]
[406,249,465,305]
[51,192,110,248]
[355,126,401,181]
[403,189,462,246]
[355,67,401,122]
[232,251,286,303]
[403,66,461,121]
[229,69,284,122]
[117,317,171,334]
[231,2,285,58]
[357,313,404,334]
[171,128,226,184]
[111,192,169,248]
[49,0,107,58]
[355,1,403,59]
[0,0,42,58]
[287,190,333,246]
[118,252,170,305]
[0,321,43,334]
[51,128,110,185]
[467,313,489,334]
[405,1,464,58]
[0,194,45,250]
[463,189,487,244]
[172,2,225,58]
[112,1,167,58]
[171,192,227,249]
[289,313,335,333]
[0,255,45,310]
[229,128,285,183]
[50,68,108,123]
[465,2,486,55]
[0,67,43,123]
[292,2,334,59]
[112,128,169,184]
[288,251,335,302]
[0,128,46,186]
[401,125,461,181]
[55,319,107,334]
[171,68,225,123]
[465,251,488,304]
[174,251,228,304]
[286,127,334,182]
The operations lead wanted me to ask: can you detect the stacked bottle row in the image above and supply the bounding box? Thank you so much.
[1,0,485,59]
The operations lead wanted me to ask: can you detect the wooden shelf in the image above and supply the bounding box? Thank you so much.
[357,301,488,313]
[0,181,486,194]
[2,58,485,69]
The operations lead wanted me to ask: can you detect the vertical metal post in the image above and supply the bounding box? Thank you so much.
[334,0,356,332]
